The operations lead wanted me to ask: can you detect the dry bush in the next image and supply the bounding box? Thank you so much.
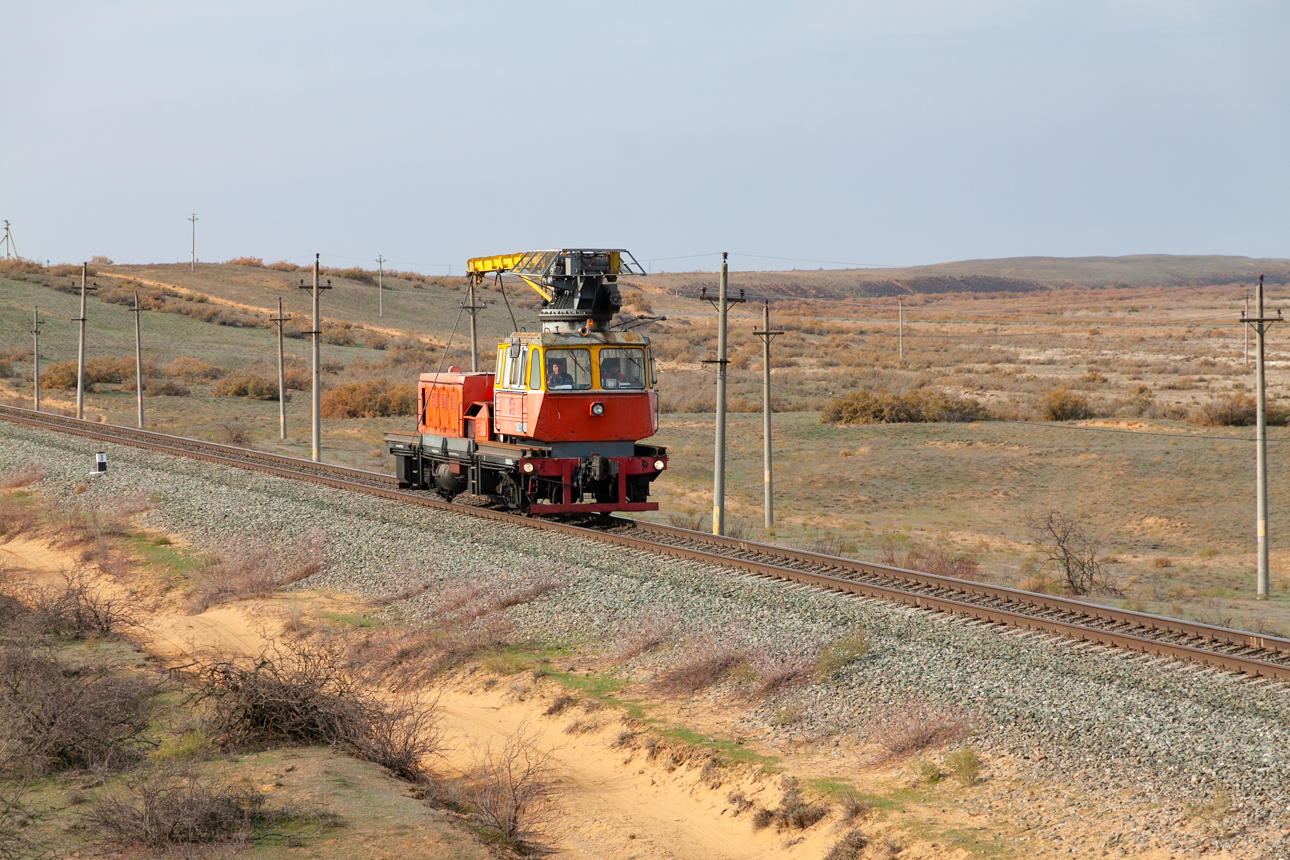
[1038,388,1095,421]
[267,260,302,272]
[944,747,981,785]
[543,695,577,716]
[869,702,966,757]
[430,573,565,627]
[824,830,868,860]
[0,498,38,542]
[165,356,225,382]
[812,630,869,681]
[821,388,990,424]
[752,653,813,699]
[88,255,113,266]
[0,463,42,490]
[833,788,871,822]
[615,613,675,660]
[186,538,325,614]
[796,532,850,557]
[1027,508,1117,595]
[882,542,980,580]
[37,361,79,390]
[652,642,746,695]
[212,421,253,445]
[146,379,190,396]
[226,256,263,267]
[0,781,41,860]
[460,728,556,853]
[750,779,828,832]
[0,645,155,775]
[192,641,440,782]
[213,372,280,400]
[666,511,707,531]
[320,379,415,418]
[29,568,138,639]
[86,763,267,849]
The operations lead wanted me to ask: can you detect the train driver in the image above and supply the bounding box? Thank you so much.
[548,358,574,389]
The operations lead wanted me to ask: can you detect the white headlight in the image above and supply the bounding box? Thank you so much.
[653,459,665,470]
[522,462,535,473]
[591,402,605,416]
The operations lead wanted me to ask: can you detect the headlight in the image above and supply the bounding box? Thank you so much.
[653,459,665,471]
[590,402,605,416]
[522,462,535,473]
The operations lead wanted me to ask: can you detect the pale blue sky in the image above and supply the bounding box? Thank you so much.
[3,1,1287,273]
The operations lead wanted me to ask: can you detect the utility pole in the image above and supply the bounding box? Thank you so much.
[699,253,745,536]
[270,298,291,441]
[465,278,484,371]
[188,214,198,272]
[31,307,41,413]
[377,256,385,318]
[1245,293,1250,365]
[1,221,16,260]
[1242,274,1281,599]
[898,296,904,362]
[130,292,144,429]
[299,254,331,461]
[753,301,784,532]
[74,265,96,420]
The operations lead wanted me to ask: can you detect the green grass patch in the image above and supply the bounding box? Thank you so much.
[125,535,203,578]
[658,725,780,770]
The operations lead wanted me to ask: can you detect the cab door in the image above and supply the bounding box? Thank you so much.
[493,343,529,436]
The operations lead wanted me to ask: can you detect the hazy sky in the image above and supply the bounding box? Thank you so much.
[4,1,1287,273]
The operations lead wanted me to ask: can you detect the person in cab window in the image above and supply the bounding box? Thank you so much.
[548,359,574,388]
[602,357,624,389]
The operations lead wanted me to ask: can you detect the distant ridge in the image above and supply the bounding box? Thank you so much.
[628,254,1290,300]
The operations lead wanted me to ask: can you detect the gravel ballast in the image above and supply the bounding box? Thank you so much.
[2,422,1288,857]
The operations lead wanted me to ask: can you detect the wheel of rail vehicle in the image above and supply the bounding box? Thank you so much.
[497,473,526,512]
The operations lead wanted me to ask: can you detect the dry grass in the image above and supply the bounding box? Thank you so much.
[28,567,138,639]
[615,612,675,660]
[750,779,828,832]
[823,830,868,860]
[0,462,43,490]
[458,727,556,853]
[652,640,747,695]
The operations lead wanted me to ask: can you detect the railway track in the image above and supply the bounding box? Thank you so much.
[4,403,1289,682]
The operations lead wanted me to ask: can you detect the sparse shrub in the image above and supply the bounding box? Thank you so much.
[834,788,871,822]
[813,630,869,681]
[186,538,325,613]
[147,379,190,396]
[726,789,754,815]
[165,357,225,382]
[0,462,44,489]
[1027,508,1117,595]
[1038,387,1095,421]
[213,421,253,446]
[267,260,302,271]
[29,568,137,638]
[192,641,440,782]
[823,830,868,860]
[870,701,966,756]
[544,695,577,716]
[213,372,280,400]
[821,388,990,424]
[1152,556,1173,569]
[912,757,942,783]
[89,255,113,265]
[944,747,981,785]
[0,645,155,775]
[461,729,556,853]
[226,256,263,267]
[752,654,813,698]
[86,764,267,848]
[320,379,414,418]
[40,361,80,390]
[667,511,707,531]
[616,613,675,660]
[751,779,828,831]
[798,532,850,557]
[652,645,746,695]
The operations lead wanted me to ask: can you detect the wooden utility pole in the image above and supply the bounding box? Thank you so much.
[753,301,784,532]
[188,214,198,272]
[74,265,96,420]
[299,254,331,462]
[270,298,291,441]
[131,292,144,428]
[699,253,745,536]
[31,307,41,413]
[898,296,904,362]
[1241,274,1281,598]
[377,256,385,318]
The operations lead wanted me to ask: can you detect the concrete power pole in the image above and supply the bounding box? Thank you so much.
[1243,274,1281,599]
[699,253,745,536]
[2,221,16,260]
[188,214,198,272]
[131,292,144,429]
[31,307,41,413]
[753,301,785,532]
[465,278,484,372]
[270,298,291,441]
[377,256,385,318]
[299,255,331,461]
[74,265,96,420]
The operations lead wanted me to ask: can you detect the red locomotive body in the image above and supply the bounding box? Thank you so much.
[386,250,667,515]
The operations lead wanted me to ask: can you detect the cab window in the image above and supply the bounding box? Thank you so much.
[598,347,647,390]
[545,348,591,390]
[507,346,528,389]
[528,350,542,390]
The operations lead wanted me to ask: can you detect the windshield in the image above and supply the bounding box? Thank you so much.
[545,348,592,390]
[598,347,646,390]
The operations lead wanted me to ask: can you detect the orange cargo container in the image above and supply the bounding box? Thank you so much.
[418,370,495,437]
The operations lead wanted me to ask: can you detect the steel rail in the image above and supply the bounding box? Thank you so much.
[3,405,1288,681]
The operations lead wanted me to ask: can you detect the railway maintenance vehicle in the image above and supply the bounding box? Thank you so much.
[385,249,667,515]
